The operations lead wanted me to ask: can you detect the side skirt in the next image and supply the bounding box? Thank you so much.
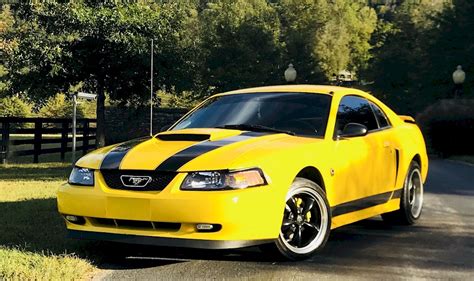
[330,189,402,229]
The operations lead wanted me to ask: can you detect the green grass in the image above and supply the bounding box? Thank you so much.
[0,248,93,281]
[0,162,98,280]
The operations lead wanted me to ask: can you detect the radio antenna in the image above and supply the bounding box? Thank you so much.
[150,39,154,136]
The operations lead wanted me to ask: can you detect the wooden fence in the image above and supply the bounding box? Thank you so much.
[0,117,97,164]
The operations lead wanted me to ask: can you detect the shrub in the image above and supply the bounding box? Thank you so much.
[0,95,33,117]
[417,99,474,157]
[37,93,78,119]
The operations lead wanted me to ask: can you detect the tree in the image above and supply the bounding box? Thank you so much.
[4,2,200,146]
[199,0,283,93]
[0,5,14,96]
[276,0,376,81]
[275,0,330,83]
[364,0,456,114]
[426,0,473,99]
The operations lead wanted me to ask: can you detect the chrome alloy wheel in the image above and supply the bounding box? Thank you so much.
[408,168,423,218]
[280,187,329,254]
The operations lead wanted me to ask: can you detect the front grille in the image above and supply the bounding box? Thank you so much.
[89,217,181,231]
[101,170,177,191]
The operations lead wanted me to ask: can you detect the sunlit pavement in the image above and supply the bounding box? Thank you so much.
[97,159,473,280]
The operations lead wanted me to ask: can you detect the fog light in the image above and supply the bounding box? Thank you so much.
[196,223,222,232]
[64,215,85,225]
[196,224,214,231]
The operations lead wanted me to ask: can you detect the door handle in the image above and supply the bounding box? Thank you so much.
[383,141,391,148]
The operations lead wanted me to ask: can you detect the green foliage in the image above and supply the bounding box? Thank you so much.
[200,0,283,93]
[276,0,330,83]
[2,1,379,101]
[364,0,474,115]
[5,2,199,102]
[0,5,14,95]
[37,93,75,118]
[0,95,32,117]
[3,0,470,120]
[157,90,200,108]
[36,93,94,119]
[315,1,377,78]
[276,0,377,81]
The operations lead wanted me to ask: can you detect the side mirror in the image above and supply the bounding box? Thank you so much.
[160,124,172,132]
[339,123,368,138]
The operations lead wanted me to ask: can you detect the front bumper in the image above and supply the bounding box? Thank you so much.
[68,230,273,249]
[57,171,285,245]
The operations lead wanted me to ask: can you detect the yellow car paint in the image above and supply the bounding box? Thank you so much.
[58,85,428,248]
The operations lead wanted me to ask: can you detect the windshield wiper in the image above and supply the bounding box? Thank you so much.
[216,124,295,136]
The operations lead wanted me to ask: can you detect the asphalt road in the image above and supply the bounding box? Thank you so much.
[97,159,473,280]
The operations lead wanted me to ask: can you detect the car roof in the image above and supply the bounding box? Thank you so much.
[216,84,368,98]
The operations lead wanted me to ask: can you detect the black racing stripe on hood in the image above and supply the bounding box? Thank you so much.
[155,131,267,172]
[100,136,151,170]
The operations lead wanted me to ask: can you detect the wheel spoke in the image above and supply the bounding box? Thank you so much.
[302,197,315,215]
[293,225,302,247]
[287,197,298,215]
[303,221,320,232]
[282,218,294,231]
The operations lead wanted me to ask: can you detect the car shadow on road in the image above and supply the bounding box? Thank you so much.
[95,216,473,273]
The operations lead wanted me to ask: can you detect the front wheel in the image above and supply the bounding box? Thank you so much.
[382,161,424,225]
[261,178,331,260]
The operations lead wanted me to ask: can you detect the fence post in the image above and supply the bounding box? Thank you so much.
[60,121,69,161]
[1,120,10,164]
[82,120,89,155]
[33,120,42,163]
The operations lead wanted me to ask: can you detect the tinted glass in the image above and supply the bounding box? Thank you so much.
[370,102,390,128]
[172,93,332,137]
[335,96,378,136]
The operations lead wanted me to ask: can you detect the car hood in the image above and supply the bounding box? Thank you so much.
[75,128,316,171]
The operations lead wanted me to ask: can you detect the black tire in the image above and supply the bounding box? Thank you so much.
[382,161,424,225]
[260,177,331,261]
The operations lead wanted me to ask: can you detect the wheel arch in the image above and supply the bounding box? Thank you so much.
[295,166,326,192]
[412,154,421,167]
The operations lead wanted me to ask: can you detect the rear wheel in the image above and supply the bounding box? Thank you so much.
[382,161,423,225]
[261,178,331,260]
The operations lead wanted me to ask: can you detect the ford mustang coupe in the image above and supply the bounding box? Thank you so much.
[58,85,428,260]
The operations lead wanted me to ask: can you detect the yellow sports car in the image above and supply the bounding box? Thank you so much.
[58,85,428,260]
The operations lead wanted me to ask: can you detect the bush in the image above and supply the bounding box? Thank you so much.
[417,99,474,157]
[37,93,96,119]
[37,93,78,119]
[0,95,33,117]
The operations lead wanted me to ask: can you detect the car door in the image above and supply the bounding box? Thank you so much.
[330,95,380,207]
[367,100,397,194]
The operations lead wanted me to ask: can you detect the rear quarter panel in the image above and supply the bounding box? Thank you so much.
[366,95,428,185]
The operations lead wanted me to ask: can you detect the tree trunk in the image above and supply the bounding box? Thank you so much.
[96,87,106,147]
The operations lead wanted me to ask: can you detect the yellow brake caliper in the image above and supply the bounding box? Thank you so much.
[296,198,311,221]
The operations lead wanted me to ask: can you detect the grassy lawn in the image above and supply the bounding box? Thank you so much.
[0,162,98,280]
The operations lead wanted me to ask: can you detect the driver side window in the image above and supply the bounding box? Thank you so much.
[335,96,378,137]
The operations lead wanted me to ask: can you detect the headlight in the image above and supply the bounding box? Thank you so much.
[180,169,267,191]
[68,167,94,186]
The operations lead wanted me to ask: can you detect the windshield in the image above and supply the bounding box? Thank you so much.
[171,92,332,137]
